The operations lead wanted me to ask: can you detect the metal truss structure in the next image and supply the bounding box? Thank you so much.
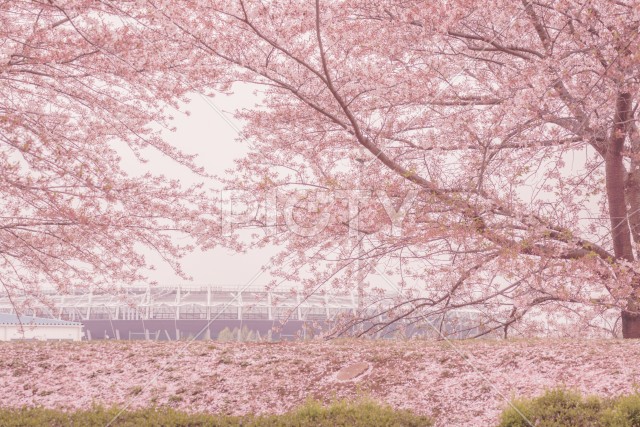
[0,284,357,323]
[0,284,360,340]
[0,284,490,340]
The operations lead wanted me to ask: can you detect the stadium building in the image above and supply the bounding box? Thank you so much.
[0,284,490,341]
[0,284,358,341]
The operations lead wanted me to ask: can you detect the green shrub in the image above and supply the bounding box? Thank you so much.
[499,388,640,427]
[0,398,432,427]
[600,394,640,426]
[499,389,603,427]
[257,398,432,427]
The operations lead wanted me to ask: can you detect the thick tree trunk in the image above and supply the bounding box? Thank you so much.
[622,309,640,338]
[606,93,637,337]
[605,93,634,262]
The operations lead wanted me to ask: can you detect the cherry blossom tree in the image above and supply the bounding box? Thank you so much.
[0,1,211,311]
[164,0,640,338]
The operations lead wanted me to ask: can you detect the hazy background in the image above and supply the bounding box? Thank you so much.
[130,85,280,288]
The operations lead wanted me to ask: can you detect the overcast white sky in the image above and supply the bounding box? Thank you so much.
[137,86,280,288]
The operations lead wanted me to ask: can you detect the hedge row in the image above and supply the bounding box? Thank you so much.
[500,389,640,427]
[4,389,640,426]
[0,398,433,427]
